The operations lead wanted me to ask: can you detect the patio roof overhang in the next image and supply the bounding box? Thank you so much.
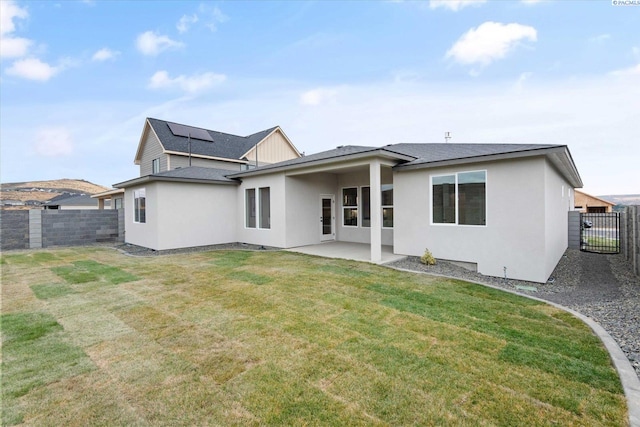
[228,148,415,179]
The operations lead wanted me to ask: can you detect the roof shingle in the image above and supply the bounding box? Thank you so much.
[148,118,277,160]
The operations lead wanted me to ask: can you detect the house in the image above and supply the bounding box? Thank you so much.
[115,118,583,283]
[92,188,125,210]
[44,194,109,210]
[574,190,615,213]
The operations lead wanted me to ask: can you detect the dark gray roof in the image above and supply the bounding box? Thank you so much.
[152,166,236,182]
[114,167,238,188]
[229,141,581,186]
[228,145,381,177]
[384,143,561,167]
[230,143,563,177]
[45,194,102,206]
[148,118,278,160]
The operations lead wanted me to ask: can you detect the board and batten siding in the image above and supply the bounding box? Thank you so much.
[245,130,299,164]
[169,155,243,171]
[139,129,166,176]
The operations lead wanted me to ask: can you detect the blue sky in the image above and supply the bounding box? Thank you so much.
[1,0,638,195]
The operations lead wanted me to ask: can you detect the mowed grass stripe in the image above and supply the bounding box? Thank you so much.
[0,248,628,426]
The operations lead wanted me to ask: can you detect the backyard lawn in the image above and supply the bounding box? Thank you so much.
[0,247,628,426]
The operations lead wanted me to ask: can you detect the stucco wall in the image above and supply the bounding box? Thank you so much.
[236,173,287,248]
[124,182,239,251]
[394,157,554,283]
[284,173,339,247]
[336,169,394,246]
[544,159,574,279]
[124,183,159,250]
[155,182,238,250]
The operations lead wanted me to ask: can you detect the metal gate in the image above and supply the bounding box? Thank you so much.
[580,212,620,254]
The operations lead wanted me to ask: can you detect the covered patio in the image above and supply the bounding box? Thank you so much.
[285,241,406,265]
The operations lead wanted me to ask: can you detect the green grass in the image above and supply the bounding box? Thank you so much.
[583,236,620,253]
[1,312,95,425]
[0,248,628,426]
[52,260,138,285]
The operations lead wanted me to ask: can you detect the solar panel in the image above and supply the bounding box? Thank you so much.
[167,122,214,142]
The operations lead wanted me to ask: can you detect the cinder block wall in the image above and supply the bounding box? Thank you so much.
[42,210,120,247]
[622,205,640,276]
[0,209,123,250]
[568,211,581,249]
[0,210,30,250]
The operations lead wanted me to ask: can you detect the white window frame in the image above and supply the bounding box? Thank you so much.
[259,187,270,229]
[245,187,271,230]
[152,158,160,174]
[342,187,358,227]
[245,188,256,228]
[133,188,146,224]
[360,185,393,228]
[431,170,487,227]
[381,184,393,229]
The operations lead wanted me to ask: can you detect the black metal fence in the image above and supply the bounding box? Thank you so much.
[580,212,620,254]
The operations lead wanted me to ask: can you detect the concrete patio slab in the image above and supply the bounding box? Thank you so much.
[285,241,406,265]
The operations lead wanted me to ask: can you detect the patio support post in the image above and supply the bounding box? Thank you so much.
[370,159,382,262]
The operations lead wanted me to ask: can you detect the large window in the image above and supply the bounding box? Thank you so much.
[246,189,256,228]
[382,184,394,228]
[432,171,486,226]
[361,187,370,227]
[343,187,358,226]
[361,185,394,228]
[246,187,270,229]
[259,187,270,229]
[134,188,146,223]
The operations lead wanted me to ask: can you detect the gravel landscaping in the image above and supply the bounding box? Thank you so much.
[388,249,640,379]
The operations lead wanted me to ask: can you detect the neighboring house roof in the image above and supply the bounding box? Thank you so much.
[44,194,104,207]
[574,190,616,207]
[91,188,125,199]
[115,166,239,188]
[230,142,583,188]
[134,118,300,165]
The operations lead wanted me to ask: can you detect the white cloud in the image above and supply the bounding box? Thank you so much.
[0,0,32,58]
[0,36,31,58]
[148,70,226,93]
[6,57,59,81]
[92,47,120,61]
[429,0,486,11]
[177,14,198,33]
[199,5,229,31]
[589,34,611,44]
[446,21,537,66]
[300,88,339,106]
[135,31,184,56]
[33,127,74,157]
[0,0,27,35]
[609,63,640,77]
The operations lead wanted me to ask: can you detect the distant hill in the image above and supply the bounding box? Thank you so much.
[0,179,109,209]
[598,194,640,206]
